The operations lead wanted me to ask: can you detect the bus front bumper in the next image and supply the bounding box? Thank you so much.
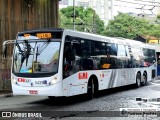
[11,81,64,97]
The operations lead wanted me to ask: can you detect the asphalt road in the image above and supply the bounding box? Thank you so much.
[1,80,160,120]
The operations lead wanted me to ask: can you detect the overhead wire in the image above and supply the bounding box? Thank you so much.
[119,0,160,4]
[114,0,160,14]
[115,0,160,7]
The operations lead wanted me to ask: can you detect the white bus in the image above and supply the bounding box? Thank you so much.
[3,28,157,99]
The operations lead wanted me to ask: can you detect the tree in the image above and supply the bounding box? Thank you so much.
[149,24,160,38]
[103,13,160,39]
[59,6,105,35]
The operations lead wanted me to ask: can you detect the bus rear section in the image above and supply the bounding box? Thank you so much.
[156,52,160,76]
[142,44,157,81]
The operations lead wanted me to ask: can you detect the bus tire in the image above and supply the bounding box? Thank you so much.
[87,78,98,100]
[142,72,147,86]
[136,72,141,87]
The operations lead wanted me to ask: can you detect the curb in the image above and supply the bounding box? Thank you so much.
[136,97,160,102]
[0,93,13,98]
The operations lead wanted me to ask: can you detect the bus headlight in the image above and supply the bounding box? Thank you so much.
[12,79,17,84]
[51,77,57,85]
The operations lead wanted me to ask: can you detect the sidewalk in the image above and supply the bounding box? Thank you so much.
[155,76,160,80]
[0,90,12,98]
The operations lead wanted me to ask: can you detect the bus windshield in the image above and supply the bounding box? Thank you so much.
[13,40,60,76]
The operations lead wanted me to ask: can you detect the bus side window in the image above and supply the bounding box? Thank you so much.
[81,39,94,70]
[71,38,81,72]
[117,44,126,68]
[106,43,117,69]
[94,42,107,69]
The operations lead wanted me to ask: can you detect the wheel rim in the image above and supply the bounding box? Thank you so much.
[87,79,95,99]
[143,75,147,85]
[92,81,94,94]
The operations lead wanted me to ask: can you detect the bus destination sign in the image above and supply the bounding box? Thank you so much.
[24,33,52,39]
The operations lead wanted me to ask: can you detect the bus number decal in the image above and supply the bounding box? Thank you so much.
[78,72,88,79]
[36,33,52,39]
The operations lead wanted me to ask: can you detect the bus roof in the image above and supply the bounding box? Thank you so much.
[65,29,143,45]
[17,28,64,35]
[16,28,156,50]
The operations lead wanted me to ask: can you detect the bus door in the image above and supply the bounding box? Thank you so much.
[63,36,81,79]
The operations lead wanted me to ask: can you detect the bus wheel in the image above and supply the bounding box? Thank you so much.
[87,79,94,100]
[136,73,141,87]
[142,73,147,86]
[87,79,98,100]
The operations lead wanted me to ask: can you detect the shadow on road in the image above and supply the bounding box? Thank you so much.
[27,83,147,106]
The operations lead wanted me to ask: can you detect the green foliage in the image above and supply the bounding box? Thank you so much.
[60,9,160,39]
[149,24,160,38]
[103,13,160,39]
[157,15,160,20]
[59,6,105,34]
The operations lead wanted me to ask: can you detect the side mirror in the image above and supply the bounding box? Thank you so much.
[3,42,7,58]
[2,40,15,58]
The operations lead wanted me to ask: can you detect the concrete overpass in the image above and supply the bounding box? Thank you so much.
[0,0,60,91]
[0,0,60,57]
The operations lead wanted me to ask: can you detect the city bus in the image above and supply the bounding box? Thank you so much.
[3,28,157,99]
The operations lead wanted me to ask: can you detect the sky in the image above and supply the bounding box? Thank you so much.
[113,0,159,16]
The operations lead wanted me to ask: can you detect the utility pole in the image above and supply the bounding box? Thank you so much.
[111,0,113,19]
[76,18,93,33]
[73,0,76,30]
[92,10,95,34]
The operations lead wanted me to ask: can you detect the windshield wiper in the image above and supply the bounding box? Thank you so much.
[16,43,23,54]
[19,40,31,68]
[24,40,31,66]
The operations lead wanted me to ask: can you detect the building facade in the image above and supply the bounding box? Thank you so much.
[0,0,59,57]
[0,0,59,91]
[60,0,113,25]
[88,0,113,25]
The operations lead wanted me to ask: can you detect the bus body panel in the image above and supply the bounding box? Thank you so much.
[62,67,153,97]
[12,80,64,96]
[11,73,64,96]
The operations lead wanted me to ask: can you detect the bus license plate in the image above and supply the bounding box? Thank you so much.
[29,90,38,94]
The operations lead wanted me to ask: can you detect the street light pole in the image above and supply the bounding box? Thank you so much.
[111,0,113,19]
[73,0,76,30]
[92,10,95,34]
[76,18,93,33]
